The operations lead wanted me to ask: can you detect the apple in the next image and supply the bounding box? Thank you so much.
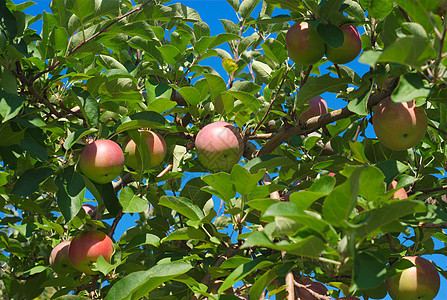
[297,278,328,300]
[195,121,244,171]
[386,256,440,300]
[79,139,124,184]
[389,180,408,200]
[68,230,114,275]
[372,97,427,151]
[285,22,325,66]
[326,25,362,64]
[299,96,328,121]
[49,241,76,275]
[123,130,167,170]
[82,204,101,220]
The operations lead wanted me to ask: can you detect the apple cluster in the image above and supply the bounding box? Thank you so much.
[285,22,362,66]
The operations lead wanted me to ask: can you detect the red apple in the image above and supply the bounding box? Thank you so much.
[68,230,114,275]
[285,22,325,66]
[49,241,76,275]
[388,180,408,200]
[326,25,362,64]
[372,97,427,151]
[79,139,124,184]
[82,204,101,220]
[123,130,167,170]
[297,278,328,300]
[299,96,328,121]
[386,256,440,300]
[195,121,244,171]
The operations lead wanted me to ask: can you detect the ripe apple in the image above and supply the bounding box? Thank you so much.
[79,139,124,184]
[49,241,77,275]
[82,204,101,220]
[195,121,244,171]
[299,96,328,121]
[386,256,440,300]
[285,22,325,66]
[372,97,427,151]
[388,180,408,200]
[68,230,114,275]
[297,278,328,299]
[326,25,362,64]
[123,130,167,170]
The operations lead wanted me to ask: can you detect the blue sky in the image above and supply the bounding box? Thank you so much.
[20,0,447,299]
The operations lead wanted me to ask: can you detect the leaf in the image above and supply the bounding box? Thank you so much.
[260,38,287,64]
[71,87,99,127]
[323,167,362,226]
[156,45,181,66]
[289,191,327,210]
[56,166,85,222]
[393,0,439,33]
[316,23,344,48]
[12,167,54,196]
[20,136,48,162]
[159,196,204,221]
[244,155,296,173]
[0,1,17,39]
[204,73,227,101]
[161,227,207,242]
[295,75,350,107]
[263,0,305,11]
[252,60,272,84]
[359,0,394,19]
[347,82,373,116]
[202,172,236,202]
[250,266,280,300]
[0,89,24,122]
[176,86,202,106]
[353,251,387,289]
[105,262,193,300]
[218,257,273,294]
[226,90,262,115]
[94,255,121,276]
[391,73,431,103]
[376,160,408,185]
[102,182,121,217]
[66,0,94,21]
[114,111,168,133]
[238,0,261,19]
[179,177,211,209]
[119,187,149,213]
[230,164,265,196]
[63,128,98,150]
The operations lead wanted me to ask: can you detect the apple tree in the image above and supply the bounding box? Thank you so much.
[1,0,447,299]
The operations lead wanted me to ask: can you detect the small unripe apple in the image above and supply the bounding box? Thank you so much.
[372,97,427,151]
[123,130,167,170]
[49,241,76,275]
[195,121,244,171]
[386,256,440,300]
[299,96,328,121]
[388,180,408,200]
[285,22,325,66]
[326,25,362,64]
[297,278,328,300]
[82,204,101,220]
[68,230,114,275]
[79,139,124,184]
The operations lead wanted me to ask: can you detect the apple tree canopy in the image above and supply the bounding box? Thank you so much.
[0,0,447,299]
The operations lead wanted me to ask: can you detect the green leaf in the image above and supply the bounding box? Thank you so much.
[356,200,427,238]
[252,61,272,84]
[50,27,69,52]
[353,251,386,290]
[238,0,261,19]
[159,196,204,221]
[71,87,99,127]
[295,75,350,107]
[176,86,202,106]
[226,90,262,115]
[202,172,236,202]
[119,187,149,213]
[102,182,121,217]
[249,266,280,300]
[0,1,17,39]
[391,73,431,103]
[260,38,287,64]
[244,155,296,173]
[359,0,394,19]
[376,160,408,185]
[124,233,160,250]
[12,167,54,196]
[156,45,181,66]
[94,255,120,276]
[323,167,362,226]
[66,0,94,21]
[204,73,227,101]
[230,164,265,196]
[63,128,98,150]
[357,166,385,204]
[56,166,85,222]
[179,177,211,209]
[393,0,439,33]
[317,23,344,48]
[0,89,24,122]
[2,70,17,95]
[161,227,207,242]
[20,136,48,162]
[218,257,272,294]
[263,0,305,11]
[289,191,327,210]
[114,111,168,134]
[348,83,373,116]
[105,262,193,300]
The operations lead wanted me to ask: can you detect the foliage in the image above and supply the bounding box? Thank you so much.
[0,0,447,299]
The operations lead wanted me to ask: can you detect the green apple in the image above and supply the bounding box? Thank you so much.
[79,139,124,184]
[123,130,167,170]
[386,256,440,300]
[372,97,427,151]
[285,22,325,66]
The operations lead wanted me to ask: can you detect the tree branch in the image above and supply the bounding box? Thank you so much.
[294,280,331,300]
